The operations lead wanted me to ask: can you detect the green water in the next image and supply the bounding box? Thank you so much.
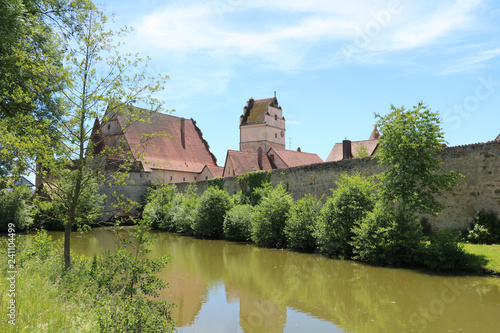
[48,229,500,333]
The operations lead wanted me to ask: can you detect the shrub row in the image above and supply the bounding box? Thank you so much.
[143,173,478,271]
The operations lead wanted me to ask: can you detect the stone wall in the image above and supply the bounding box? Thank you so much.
[176,140,500,230]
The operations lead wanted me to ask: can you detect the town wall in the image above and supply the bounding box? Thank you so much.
[175,140,500,230]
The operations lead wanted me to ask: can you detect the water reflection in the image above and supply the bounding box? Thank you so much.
[44,230,500,333]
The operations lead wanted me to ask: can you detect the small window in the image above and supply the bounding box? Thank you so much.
[170,176,173,181]
[206,176,208,180]
[275,133,277,138]
[108,124,111,130]
[275,114,277,121]
[194,177,197,181]
[183,177,185,181]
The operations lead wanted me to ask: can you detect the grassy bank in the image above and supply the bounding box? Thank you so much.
[1,226,175,332]
[463,243,500,274]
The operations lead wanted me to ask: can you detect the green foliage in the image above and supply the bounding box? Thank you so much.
[223,204,254,242]
[353,143,369,158]
[30,197,66,230]
[285,194,322,251]
[251,183,293,248]
[315,174,375,257]
[237,171,271,205]
[375,102,462,215]
[231,190,250,205]
[420,231,467,270]
[90,219,175,332]
[351,203,424,265]
[0,186,32,232]
[171,184,199,235]
[207,177,225,190]
[466,209,500,244]
[143,185,177,231]
[8,222,176,333]
[193,187,232,239]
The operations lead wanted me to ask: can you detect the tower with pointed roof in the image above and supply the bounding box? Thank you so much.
[239,96,286,154]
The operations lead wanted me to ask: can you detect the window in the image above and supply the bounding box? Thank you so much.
[170,176,173,181]
[206,176,208,180]
[194,177,197,181]
[108,124,111,130]
[275,133,277,138]
[275,114,277,121]
[183,177,185,181]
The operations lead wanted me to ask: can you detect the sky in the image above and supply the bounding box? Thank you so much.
[104,0,500,164]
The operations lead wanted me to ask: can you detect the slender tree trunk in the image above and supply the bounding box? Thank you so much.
[64,218,72,269]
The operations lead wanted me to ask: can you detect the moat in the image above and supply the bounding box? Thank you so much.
[46,229,500,333]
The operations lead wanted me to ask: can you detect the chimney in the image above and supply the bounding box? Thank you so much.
[180,118,186,149]
[342,140,352,160]
[258,147,263,170]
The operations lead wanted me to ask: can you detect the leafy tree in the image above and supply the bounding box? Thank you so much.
[0,0,79,177]
[315,174,375,257]
[375,102,462,215]
[223,204,254,242]
[0,186,33,232]
[251,183,292,248]
[193,186,232,239]
[34,2,168,269]
[353,143,369,158]
[143,185,178,231]
[285,194,322,251]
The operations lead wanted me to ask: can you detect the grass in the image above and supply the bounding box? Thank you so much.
[0,259,96,333]
[462,243,500,274]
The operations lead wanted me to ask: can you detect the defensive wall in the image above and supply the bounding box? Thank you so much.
[175,140,500,230]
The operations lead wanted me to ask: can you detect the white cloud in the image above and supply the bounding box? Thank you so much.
[129,0,492,73]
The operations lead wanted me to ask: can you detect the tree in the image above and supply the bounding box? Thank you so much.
[0,0,77,177]
[374,102,462,215]
[36,2,169,269]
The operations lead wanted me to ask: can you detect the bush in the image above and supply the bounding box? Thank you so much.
[231,190,250,206]
[193,186,232,239]
[351,203,424,265]
[420,231,467,270]
[223,204,254,242]
[143,185,177,231]
[31,197,66,230]
[170,185,199,235]
[466,209,500,244]
[315,174,375,257]
[251,183,292,248]
[285,194,322,251]
[0,186,32,232]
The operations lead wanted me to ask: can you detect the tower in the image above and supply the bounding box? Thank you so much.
[239,96,286,154]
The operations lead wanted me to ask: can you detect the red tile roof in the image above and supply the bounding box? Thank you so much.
[268,148,323,167]
[326,139,379,162]
[224,150,273,176]
[106,105,218,173]
[203,165,224,178]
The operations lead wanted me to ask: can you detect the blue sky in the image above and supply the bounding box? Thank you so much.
[104,0,500,164]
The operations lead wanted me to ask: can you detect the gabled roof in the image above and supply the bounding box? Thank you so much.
[326,140,379,162]
[240,97,280,125]
[224,150,273,176]
[105,105,218,173]
[496,133,500,142]
[202,165,224,178]
[268,148,323,167]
